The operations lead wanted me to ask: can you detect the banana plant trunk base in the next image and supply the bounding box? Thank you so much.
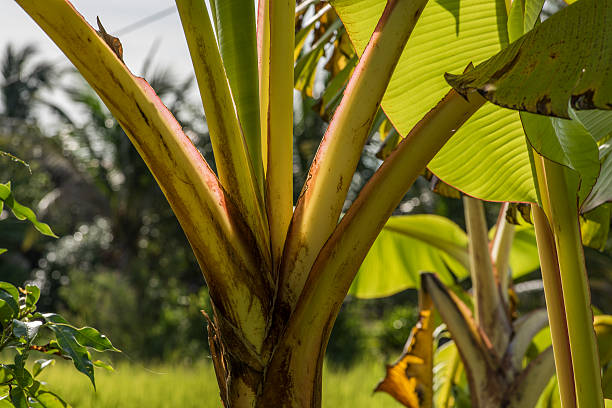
[205,311,327,408]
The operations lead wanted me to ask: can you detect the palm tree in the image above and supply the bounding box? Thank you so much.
[0,44,56,122]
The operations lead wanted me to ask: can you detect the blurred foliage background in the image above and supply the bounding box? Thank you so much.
[0,28,610,370]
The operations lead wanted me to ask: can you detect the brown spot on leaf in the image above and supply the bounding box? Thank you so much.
[414,5,424,20]
[489,50,521,81]
[135,103,150,127]
[549,52,558,60]
[536,95,552,115]
[571,89,596,110]
[527,61,538,72]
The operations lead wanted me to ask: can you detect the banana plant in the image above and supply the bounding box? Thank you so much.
[373,198,555,407]
[373,196,611,407]
[13,0,610,407]
[329,0,611,406]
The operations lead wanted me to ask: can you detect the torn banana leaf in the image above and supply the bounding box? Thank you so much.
[376,291,434,408]
[446,0,611,118]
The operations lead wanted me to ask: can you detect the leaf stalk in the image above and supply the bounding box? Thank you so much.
[538,156,603,408]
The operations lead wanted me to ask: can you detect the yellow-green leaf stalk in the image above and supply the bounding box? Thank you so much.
[463,195,511,356]
[531,201,577,408]
[539,156,604,408]
[257,0,270,172]
[490,203,515,306]
[176,0,271,270]
[279,0,431,314]
[262,0,295,269]
[213,0,264,193]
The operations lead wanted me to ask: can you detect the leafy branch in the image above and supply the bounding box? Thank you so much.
[0,282,118,407]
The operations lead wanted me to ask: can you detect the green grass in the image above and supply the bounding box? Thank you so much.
[38,359,400,407]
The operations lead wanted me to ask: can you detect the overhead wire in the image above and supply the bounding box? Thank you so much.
[115,6,177,36]
[2,5,179,87]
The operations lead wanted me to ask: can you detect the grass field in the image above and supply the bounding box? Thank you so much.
[39,359,400,407]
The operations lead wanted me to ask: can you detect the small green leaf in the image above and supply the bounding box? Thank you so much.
[41,314,69,325]
[0,284,19,326]
[506,0,526,43]
[529,327,553,358]
[46,340,61,352]
[0,366,13,384]
[42,314,118,352]
[92,360,114,372]
[13,320,43,342]
[295,21,343,96]
[13,353,33,389]
[0,249,6,256]
[0,300,14,328]
[46,324,95,388]
[27,381,71,408]
[0,283,19,305]
[510,227,540,278]
[25,286,41,310]
[522,0,546,36]
[507,0,546,42]
[0,399,12,408]
[74,327,119,352]
[32,359,55,378]
[9,387,28,408]
[433,340,460,408]
[0,183,57,238]
[317,54,357,120]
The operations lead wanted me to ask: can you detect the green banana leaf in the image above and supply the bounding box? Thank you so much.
[583,140,612,213]
[508,0,612,248]
[521,112,600,205]
[350,213,539,298]
[506,225,540,279]
[448,0,611,219]
[581,204,611,251]
[330,0,537,203]
[433,340,462,408]
[446,0,611,118]
[350,215,468,298]
[0,182,56,238]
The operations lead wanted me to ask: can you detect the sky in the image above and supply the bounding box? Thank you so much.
[1,1,203,124]
[1,1,195,82]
